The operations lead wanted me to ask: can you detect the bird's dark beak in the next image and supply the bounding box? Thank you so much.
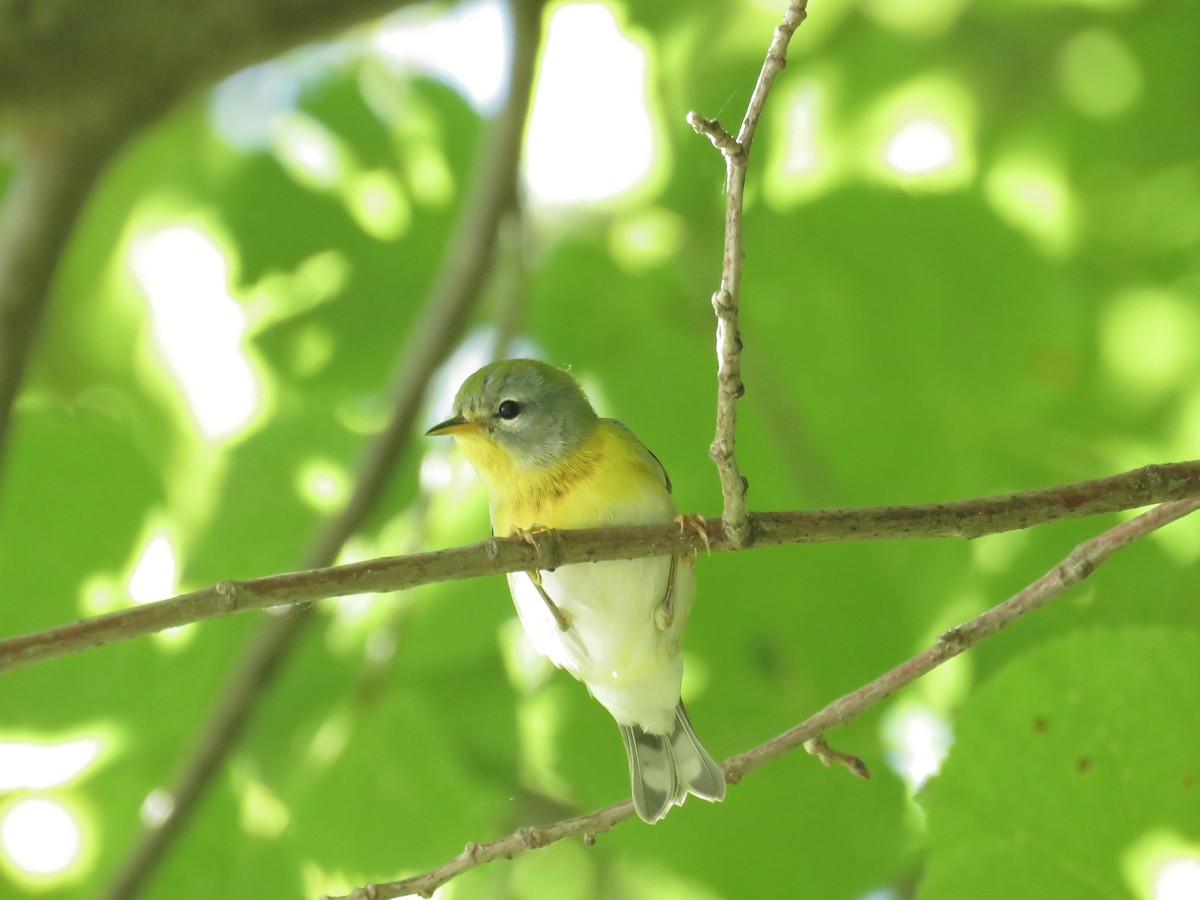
[425,415,479,437]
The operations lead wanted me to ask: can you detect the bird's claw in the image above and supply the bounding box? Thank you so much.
[511,523,554,552]
[674,513,710,565]
[511,523,565,571]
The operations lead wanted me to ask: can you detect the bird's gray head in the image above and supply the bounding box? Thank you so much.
[427,359,600,467]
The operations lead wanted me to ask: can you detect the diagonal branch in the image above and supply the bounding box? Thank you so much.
[688,0,810,549]
[99,2,548,897]
[723,495,1200,776]
[320,496,1200,900]
[3,460,1198,676]
[0,125,125,493]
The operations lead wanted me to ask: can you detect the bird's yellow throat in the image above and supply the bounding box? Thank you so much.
[455,422,666,532]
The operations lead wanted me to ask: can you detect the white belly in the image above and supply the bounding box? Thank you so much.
[506,555,694,735]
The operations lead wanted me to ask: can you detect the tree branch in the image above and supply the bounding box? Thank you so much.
[98,2,548,897]
[0,0,423,124]
[687,0,809,549]
[3,460,1197,676]
[320,497,1200,900]
[722,496,1200,777]
[0,125,124,491]
[0,0,438,495]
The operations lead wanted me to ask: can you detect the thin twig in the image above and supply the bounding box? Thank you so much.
[324,800,637,900]
[688,0,810,549]
[0,125,124,493]
[4,460,1197,676]
[98,3,548,897]
[320,497,1200,900]
[804,736,869,779]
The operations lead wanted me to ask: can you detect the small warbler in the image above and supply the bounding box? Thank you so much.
[427,359,726,823]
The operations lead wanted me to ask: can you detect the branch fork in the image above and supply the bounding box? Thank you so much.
[690,3,809,549]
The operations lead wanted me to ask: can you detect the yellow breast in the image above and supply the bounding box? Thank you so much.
[457,421,675,533]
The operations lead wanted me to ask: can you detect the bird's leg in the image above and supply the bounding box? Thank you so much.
[673,513,711,566]
[655,554,680,631]
[656,515,708,631]
[512,525,571,632]
[526,568,571,632]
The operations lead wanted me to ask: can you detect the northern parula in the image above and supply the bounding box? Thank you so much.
[427,358,725,823]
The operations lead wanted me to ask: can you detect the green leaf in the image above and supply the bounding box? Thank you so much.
[919,627,1200,900]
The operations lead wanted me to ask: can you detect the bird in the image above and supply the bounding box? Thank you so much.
[426,358,726,823]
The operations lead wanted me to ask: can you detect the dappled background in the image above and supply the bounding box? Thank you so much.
[1,0,1199,897]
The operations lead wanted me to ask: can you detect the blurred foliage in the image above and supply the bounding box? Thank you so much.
[920,628,1200,900]
[1,0,1198,898]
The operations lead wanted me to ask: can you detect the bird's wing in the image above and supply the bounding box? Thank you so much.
[604,418,672,494]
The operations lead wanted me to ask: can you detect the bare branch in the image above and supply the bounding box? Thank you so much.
[0,125,124,490]
[689,0,809,549]
[98,2,549,897]
[322,497,1200,900]
[0,0,423,125]
[0,0,447,495]
[736,1,810,150]
[4,460,1197,676]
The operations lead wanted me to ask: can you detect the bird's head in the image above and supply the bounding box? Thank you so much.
[426,359,600,477]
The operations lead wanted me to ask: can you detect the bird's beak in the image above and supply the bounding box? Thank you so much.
[425,415,480,437]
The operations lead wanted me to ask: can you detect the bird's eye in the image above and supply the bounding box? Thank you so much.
[497,399,521,420]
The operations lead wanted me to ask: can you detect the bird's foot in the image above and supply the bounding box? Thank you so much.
[511,523,560,564]
[674,513,711,566]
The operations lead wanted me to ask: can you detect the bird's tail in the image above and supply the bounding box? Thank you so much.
[620,702,726,823]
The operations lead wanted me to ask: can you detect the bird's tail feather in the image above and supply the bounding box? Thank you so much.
[672,702,727,802]
[620,702,726,823]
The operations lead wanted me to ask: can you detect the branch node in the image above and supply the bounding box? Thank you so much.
[518,826,547,850]
[1140,462,1165,490]
[1059,557,1095,582]
[213,581,239,611]
[938,623,976,651]
[712,289,737,317]
[686,112,744,158]
[723,511,754,550]
[583,832,597,846]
